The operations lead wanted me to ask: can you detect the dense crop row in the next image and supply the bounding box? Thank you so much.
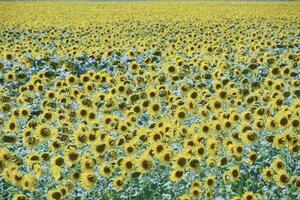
[0,2,299,200]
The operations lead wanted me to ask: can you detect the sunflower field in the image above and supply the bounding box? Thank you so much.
[0,1,299,200]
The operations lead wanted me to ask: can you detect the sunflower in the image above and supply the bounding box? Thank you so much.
[19,108,30,118]
[253,117,265,131]
[266,117,278,130]
[188,90,198,100]
[242,111,253,122]
[35,125,55,141]
[222,171,230,184]
[66,74,78,85]
[121,156,135,173]
[164,64,178,75]
[273,133,286,149]
[232,196,241,200]
[232,143,244,157]
[118,122,129,135]
[173,152,189,169]
[212,121,223,133]
[64,148,80,167]
[74,130,88,147]
[10,170,23,187]
[47,189,62,200]
[41,110,54,122]
[247,151,257,165]
[113,176,125,191]
[80,74,91,84]
[51,156,64,168]
[189,180,201,189]
[5,119,19,132]
[205,189,213,199]
[290,176,300,189]
[50,140,63,152]
[272,157,286,172]
[205,175,216,189]
[100,162,113,178]
[57,185,69,199]
[158,149,173,165]
[77,106,89,119]
[84,82,94,93]
[25,152,41,166]
[149,131,163,143]
[189,187,201,199]
[179,194,191,200]
[195,145,206,159]
[80,171,98,189]
[276,115,289,128]
[137,154,153,173]
[124,141,136,155]
[32,163,43,177]
[71,170,81,182]
[148,102,162,116]
[175,109,187,121]
[80,153,96,171]
[6,71,15,81]
[241,131,258,146]
[87,131,98,144]
[1,163,18,182]
[152,142,166,156]
[290,117,300,130]
[2,134,17,144]
[169,167,184,183]
[129,61,139,73]
[217,156,228,167]
[206,156,216,168]
[241,191,258,200]
[207,137,219,156]
[275,170,290,187]
[12,194,27,200]
[229,165,240,182]
[210,98,223,111]
[199,108,210,119]
[93,142,106,155]
[262,167,273,182]
[189,158,200,172]
[45,90,56,100]
[21,173,38,191]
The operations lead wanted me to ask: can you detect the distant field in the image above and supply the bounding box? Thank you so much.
[0,1,299,200]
